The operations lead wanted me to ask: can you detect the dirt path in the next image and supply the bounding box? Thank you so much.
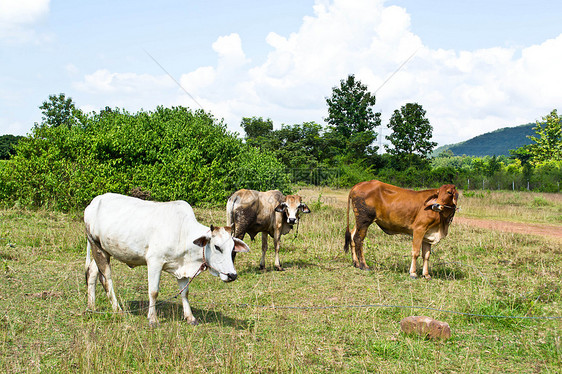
[455,217,562,242]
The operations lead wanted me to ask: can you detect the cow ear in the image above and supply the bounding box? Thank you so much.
[300,204,311,213]
[193,235,211,247]
[424,194,438,209]
[274,202,286,212]
[210,224,215,232]
[233,238,250,253]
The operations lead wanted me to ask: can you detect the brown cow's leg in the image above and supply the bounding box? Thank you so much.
[349,227,359,266]
[353,226,371,270]
[259,232,268,270]
[409,234,424,278]
[90,239,122,312]
[421,242,432,279]
[273,231,284,271]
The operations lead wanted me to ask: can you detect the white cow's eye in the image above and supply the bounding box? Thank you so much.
[214,245,223,253]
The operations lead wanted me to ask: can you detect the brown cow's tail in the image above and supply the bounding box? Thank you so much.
[344,192,352,253]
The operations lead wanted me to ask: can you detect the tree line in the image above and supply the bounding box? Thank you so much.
[0,76,560,211]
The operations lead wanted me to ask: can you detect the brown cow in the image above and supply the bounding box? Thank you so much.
[226,189,310,271]
[344,180,458,279]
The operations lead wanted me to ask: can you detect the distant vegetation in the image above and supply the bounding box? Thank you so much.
[0,80,560,211]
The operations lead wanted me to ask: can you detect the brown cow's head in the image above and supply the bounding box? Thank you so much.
[426,184,458,213]
[274,195,311,225]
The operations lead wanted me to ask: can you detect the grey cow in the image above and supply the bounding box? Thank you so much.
[226,189,310,271]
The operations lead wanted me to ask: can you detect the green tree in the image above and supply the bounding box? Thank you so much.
[324,74,380,160]
[526,109,562,165]
[385,103,436,169]
[241,117,273,139]
[0,135,24,159]
[38,93,85,129]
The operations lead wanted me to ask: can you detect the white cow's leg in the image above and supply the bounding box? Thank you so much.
[177,278,197,325]
[260,232,268,270]
[90,240,122,312]
[409,233,424,278]
[86,259,99,310]
[273,231,284,271]
[146,263,162,327]
[421,242,432,279]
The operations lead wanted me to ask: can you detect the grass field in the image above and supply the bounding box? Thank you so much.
[0,189,561,373]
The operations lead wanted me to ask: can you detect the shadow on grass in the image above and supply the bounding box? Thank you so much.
[126,300,249,329]
[377,257,468,280]
[237,259,318,275]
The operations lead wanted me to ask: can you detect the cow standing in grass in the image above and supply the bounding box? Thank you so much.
[344,181,458,279]
[226,189,310,271]
[84,193,250,326]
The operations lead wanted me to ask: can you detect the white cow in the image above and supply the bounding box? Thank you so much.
[84,193,250,326]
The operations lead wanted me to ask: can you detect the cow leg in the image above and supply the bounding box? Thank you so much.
[146,263,162,327]
[273,231,284,271]
[90,239,122,312]
[259,232,268,270]
[352,226,370,270]
[177,278,197,325]
[421,242,432,280]
[85,241,99,310]
[409,234,424,278]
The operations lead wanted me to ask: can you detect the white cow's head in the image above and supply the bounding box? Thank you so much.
[193,225,250,282]
[274,195,311,225]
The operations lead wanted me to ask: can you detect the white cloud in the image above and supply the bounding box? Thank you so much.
[0,0,50,43]
[70,0,562,145]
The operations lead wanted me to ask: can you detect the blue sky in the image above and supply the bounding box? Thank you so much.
[1,0,561,146]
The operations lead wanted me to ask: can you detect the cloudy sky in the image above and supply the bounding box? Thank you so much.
[1,0,561,147]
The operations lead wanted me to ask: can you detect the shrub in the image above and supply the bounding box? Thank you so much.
[1,107,290,211]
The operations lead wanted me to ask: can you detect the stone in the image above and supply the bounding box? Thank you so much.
[400,316,451,340]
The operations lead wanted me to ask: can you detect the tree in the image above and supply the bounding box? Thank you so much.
[38,93,84,129]
[240,117,273,140]
[0,135,23,159]
[325,74,381,160]
[385,103,437,169]
[526,109,562,165]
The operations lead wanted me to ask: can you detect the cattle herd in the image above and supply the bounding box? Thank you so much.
[84,181,458,325]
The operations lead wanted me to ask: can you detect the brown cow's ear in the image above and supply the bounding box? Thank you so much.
[424,194,438,208]
[274,202,286,212]
[233,238,250,253]
[193,235,211,247]
[300,204,311,213]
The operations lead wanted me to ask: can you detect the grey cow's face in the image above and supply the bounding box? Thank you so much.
[274,195,311,225]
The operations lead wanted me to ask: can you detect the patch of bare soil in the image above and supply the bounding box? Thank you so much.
[455,217,562,242]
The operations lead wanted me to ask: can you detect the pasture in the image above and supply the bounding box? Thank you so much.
[0,189,561,373]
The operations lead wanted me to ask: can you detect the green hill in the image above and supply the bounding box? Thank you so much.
[436,123,535,157]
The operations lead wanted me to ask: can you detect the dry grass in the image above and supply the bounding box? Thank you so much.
[0,189,561,373]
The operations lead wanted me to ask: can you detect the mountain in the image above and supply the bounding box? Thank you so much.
[435,123,535,157]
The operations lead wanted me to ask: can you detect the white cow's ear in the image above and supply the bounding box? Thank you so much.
[300,204,311,213]
[193,235,211,247]
[274,203,286,212]
[233,238,250,253]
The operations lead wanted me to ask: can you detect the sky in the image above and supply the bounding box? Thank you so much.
[1,0,561,147]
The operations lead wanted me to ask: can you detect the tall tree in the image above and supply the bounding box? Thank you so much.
[526,109,562,165]
[325,74,381,160]
[385,103,436,168]
[240,117,273,140]
[39,93,84,129]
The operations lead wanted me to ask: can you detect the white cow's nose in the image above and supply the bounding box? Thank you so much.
[226,273,237,282]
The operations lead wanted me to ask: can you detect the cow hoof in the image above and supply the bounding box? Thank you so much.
[409,274,418,279]
[259,265,266,271]
[275,266,285,271]
[189,319,199,326]
[423,274,432,280]
[149,321,160,329]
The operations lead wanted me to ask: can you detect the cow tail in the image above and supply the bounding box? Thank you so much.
[344,192,352,253]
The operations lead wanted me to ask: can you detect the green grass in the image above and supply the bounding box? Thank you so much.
[459,190,562,224]
[0,190,561,373]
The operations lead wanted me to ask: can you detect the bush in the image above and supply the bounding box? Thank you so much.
[1,107,290,211]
